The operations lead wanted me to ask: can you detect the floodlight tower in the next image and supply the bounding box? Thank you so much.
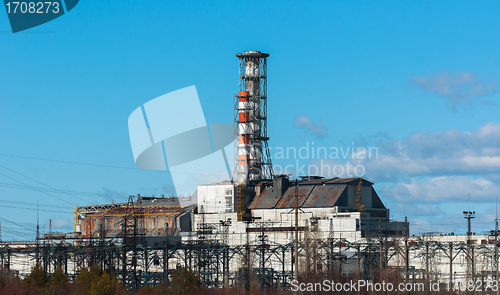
[234,51,273,184]
[463,210,475,279]
[463,211,475,237]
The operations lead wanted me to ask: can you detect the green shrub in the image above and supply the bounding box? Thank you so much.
[168,267,202,295]
[90,273,113,295]
[0,271,5,289]
[49,266,68,286]
[24,264,48,288]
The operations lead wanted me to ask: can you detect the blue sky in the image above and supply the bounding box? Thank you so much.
[1,1,500,239]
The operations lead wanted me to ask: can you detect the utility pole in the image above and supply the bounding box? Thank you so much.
[0,221,2,268]
[36,202,39,265]
[404,216,409,281]
[294,180,299,280]
[378,218,383,271]
[329,218,334,274]
[245,220,251,291]
[339,232,342,274]
[220,219,231,288]
[425,240,429,284]
[449,242,453,285]
[495,196,499,286]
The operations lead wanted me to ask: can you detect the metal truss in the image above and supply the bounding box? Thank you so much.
[2,233,500,290]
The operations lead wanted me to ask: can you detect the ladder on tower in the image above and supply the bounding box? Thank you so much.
[237,184,245,221]
[355,177,365,212]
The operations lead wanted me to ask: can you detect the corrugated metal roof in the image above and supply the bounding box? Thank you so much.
[326,177,373,185]
[302,184,347,208]
[255,180,273,187]
[248,177,374,210]
[300,178,329,185]
[326,177,357,184]
[248,187,282,209]
[275,185,315,209]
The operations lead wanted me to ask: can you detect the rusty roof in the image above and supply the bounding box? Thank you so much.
[299,178,331,185]
[275,185,315,209]
[301,185,347,208]
[326,177,373,185]
[248,177,373,210]
[248,186,282,209]
[87,206,185,217]
[249,184,348,209]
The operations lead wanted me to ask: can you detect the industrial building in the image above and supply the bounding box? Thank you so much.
[5,50,497,290]
[73,50,405,244]
[192,50,405,243]
[195,176,405,242]
[64,50,408,287]
[75,195,191,241]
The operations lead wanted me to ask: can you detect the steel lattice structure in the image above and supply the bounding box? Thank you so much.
[3,230,500,291]
[234,51,273,185]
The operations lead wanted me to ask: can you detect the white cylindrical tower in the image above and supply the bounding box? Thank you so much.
[237,90,251,181]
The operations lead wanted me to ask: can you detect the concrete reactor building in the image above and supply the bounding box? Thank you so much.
[4,51,492,290]
[74,50,406,246]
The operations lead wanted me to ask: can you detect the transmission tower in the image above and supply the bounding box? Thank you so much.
[122,196,143,291]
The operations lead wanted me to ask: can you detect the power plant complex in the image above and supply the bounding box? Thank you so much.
[75,51,406,245]
[1,51,499,290]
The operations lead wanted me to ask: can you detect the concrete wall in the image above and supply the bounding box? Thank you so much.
[197,184,235,214]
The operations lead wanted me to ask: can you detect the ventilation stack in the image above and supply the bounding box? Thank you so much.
[233,51,273,185]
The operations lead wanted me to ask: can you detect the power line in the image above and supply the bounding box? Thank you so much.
[0,182,126,198]
[0,152,228,176]
[0,204,70,214]
[0,199,72,210]
[0,171,77,205]
[0,153,140,170]
[1,228,34,239]
[0,164,92,203]
[0,216,36,232]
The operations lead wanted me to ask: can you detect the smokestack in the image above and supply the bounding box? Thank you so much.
[233,51,273,184]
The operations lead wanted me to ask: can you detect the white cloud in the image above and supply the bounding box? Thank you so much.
[294,115,328,138]
[391,203,442,217]
[363,122,500,180]
[51,218,70,230]
[410,71,498,112]
[382,176,500,204]
[293,122,500,232]
[289,122,500,183]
